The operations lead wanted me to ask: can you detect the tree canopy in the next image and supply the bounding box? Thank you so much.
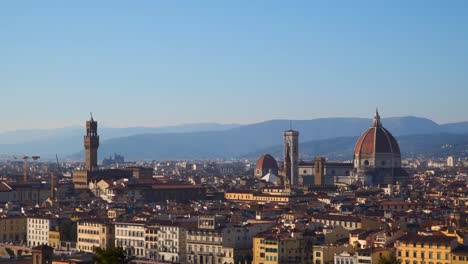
[94,247,133,264]
[378,254,401,264]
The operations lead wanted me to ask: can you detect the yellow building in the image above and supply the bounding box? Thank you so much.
[396,235,458,264]
[225,191,291,203]
[253,229,311,264]
[225,190,313,204]
[49,230,61,249]
[451,245,468,264]
[0,216,27,242]
[77,219,114,253]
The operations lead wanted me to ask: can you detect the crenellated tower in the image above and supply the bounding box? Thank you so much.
[84,113,99,171]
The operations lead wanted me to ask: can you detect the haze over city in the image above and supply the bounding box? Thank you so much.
[0,2,467,264]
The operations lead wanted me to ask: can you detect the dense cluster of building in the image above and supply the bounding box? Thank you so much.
[0,111,465,264]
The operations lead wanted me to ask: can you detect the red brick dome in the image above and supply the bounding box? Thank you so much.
[354,111,401,156]
[256,154,279,171]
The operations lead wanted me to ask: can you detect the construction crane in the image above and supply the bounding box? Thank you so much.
[0,155,40,182]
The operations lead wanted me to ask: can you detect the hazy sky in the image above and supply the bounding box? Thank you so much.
[1,1,467,131]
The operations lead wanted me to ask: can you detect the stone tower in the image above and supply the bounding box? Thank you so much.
[283,129,299,186]
[84,113,99,171]
[314,157,326,186]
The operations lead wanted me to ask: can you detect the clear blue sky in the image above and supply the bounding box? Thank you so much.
[1,1,467,130]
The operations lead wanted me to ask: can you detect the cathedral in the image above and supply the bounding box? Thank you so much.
[351,110,408,185]
[254,110,408,186]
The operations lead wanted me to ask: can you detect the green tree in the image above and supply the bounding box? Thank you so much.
[94,247,134,264]
[59,219,77,242]
[378,254,401,264]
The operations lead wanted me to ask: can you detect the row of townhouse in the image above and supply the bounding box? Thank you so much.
[76,215,274,263]
[25,215,78,250]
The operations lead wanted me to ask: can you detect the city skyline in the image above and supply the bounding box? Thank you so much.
[2,1,468,130]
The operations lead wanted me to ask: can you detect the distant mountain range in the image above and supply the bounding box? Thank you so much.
[72,117,468,161]
[247,133,468,161]
[1,117,468,161]
[0,123,239,159]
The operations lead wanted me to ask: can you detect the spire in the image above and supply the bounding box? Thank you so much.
[372,108,381,127]
[90,112,94,122]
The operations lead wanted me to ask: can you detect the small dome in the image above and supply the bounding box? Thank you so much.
[256,154,279,172]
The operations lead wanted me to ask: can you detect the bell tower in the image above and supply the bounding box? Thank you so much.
[283,129,299,186]
[84,113,99,171]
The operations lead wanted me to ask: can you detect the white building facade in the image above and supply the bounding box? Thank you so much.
[115,221,146,259]
[157,223,187,263]
[27,217,54,247]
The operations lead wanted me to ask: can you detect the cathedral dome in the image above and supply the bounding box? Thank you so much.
[352,110,408,185]
[256,154,278,171]
[354,111,400,157]
[255,154,279,178]
[353,110,402,171]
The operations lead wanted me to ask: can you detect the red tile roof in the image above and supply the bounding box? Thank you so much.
[354,126,400,156]
[256,154,279,171]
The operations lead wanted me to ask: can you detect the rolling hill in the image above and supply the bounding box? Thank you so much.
[245,133,468,161]
[69,116,468,160]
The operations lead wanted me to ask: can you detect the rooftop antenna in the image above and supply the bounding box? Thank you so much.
[290,120,292,130]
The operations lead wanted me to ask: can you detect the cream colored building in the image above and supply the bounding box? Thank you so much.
[187,227,231,264]
[253,229,312,264]
[27,217,57,247]
[157,221,187,263]
[311,215,362,230]
[145,223,159,260]
[77,219,114,252]
[187,216,274,264]
[313,244,354,264]
[108,208,126,219]
[115,221,146,258]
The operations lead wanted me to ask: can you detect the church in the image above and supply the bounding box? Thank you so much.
[350,110,408,185]
[254,110,408,186]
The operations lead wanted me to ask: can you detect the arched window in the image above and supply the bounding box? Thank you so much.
[364,160,369,166]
